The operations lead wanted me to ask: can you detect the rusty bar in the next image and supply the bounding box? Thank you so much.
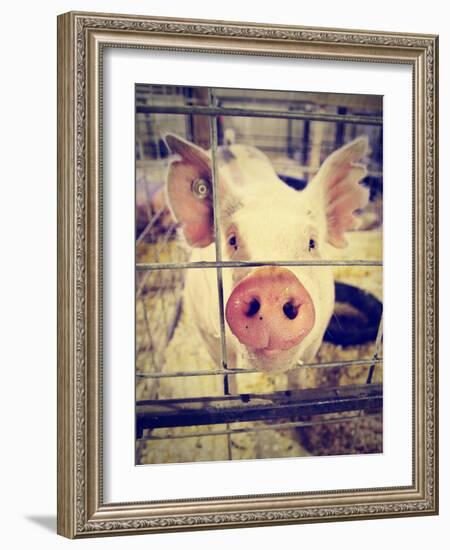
[136,383,383,434]
[138,411,381,441]
[136,259,383,271]
[136,104,383,126]
[136,357,383,379]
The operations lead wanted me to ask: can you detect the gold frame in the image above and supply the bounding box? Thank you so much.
[57,11,439,538]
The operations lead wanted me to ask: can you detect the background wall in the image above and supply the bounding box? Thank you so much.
[0,0,446,547]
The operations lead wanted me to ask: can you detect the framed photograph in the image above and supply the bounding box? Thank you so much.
[57,11,438,538]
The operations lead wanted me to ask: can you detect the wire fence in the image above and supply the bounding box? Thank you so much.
[135,85,383,463]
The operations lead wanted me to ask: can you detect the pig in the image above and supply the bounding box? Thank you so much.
[163,133,370,376]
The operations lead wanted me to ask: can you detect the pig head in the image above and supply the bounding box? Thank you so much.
[163,134,370,373]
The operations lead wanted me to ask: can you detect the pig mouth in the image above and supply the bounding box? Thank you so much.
[252,348,290,361]
[258,348,282,359]
[251,330,310,358]
[246,346,299,373]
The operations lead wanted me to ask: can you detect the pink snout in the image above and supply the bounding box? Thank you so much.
[225,266,315,355]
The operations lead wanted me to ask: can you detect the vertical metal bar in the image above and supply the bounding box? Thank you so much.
[348,315,383,451]
[344,312,383,455]
[287,107,293,159]
[184,86,194,142]
[208,89,229,386]
[208,88,233,460]
[366,315,383,384]
[302,119,310,175]
[310,116,326,171]
[226,430,233,461]
[335,106,347,148]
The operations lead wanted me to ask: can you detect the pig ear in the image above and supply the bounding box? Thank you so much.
[313,137,370,248]
[164,134,215,248]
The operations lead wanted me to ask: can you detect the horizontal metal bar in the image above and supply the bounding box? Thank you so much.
[136,104,383,126]
[136,357,383,379]
[135,88,381,109]
[136,383,383,434]
[136,158,382,179]
[136,259,383,271]
[138,411,381,441]
[137,383,383,406]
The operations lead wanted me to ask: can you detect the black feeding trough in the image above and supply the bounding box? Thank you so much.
[324,282,382,347]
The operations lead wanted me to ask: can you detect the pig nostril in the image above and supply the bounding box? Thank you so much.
[245,298,260,317]
[283,301,299,320]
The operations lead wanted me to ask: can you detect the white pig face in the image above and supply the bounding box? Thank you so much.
[218,181,332,371]
[164,134,369,372]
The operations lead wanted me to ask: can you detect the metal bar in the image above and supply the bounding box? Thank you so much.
[136,160,383,180]
[138,411,381,441]
[136,104,383,126]
[345,316,383,451]
[136,259,383,271]
[367,315,384,384]
[208,91,233,459]
[136,357,383,379]
[136,383,383,432]
[136,206,165,246]
[208,88,233,450]
[135,88,382,111]
[208,90,230,395]
[216,94,382,111]
[138,384,381,405]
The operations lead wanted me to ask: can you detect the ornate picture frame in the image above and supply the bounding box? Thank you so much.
[57,11,438,538]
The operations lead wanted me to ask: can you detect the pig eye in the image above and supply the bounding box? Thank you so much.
[191,178,210,200]
[228,234,238,250]
[308,238,316,251]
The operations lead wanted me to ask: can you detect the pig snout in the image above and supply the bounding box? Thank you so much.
[225,266,315,356]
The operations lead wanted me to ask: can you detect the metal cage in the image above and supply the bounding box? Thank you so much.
[135,85,383,464]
